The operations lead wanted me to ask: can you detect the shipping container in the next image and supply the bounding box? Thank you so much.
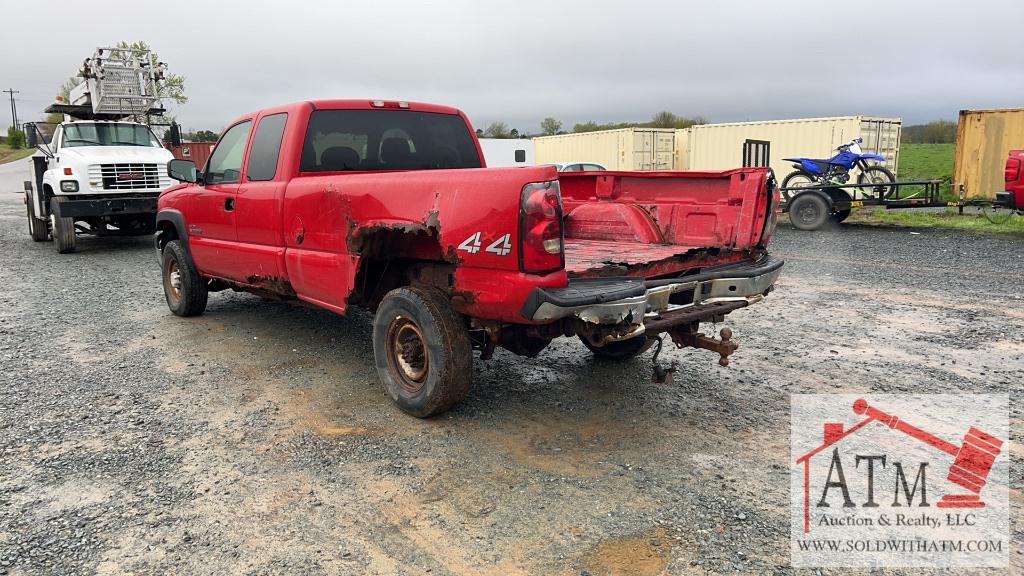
[683,116,901,180]
[478,138,535,167]
[534,128,677,171]
[167,142,215,171]
[954,108,1024,199]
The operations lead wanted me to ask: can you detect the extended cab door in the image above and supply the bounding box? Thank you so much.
[188,119,252,279]
[233,112,289,282]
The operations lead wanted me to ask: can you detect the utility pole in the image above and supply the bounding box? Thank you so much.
[3,88,20,131]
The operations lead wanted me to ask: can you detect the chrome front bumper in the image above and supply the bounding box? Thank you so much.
[522,256,784,328]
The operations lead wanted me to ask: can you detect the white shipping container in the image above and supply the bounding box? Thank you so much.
[683,116,901,180]
[534,128,677,171]
[478,138,535,167]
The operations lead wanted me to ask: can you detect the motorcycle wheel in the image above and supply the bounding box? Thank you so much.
[857,165,895,198]
[782,170,817,190]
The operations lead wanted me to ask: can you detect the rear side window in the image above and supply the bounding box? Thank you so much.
[300,110,482,172]
[206,121,252,185]
[247,113,288,181]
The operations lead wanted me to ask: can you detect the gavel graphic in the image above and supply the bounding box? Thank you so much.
[853,399,1002,508]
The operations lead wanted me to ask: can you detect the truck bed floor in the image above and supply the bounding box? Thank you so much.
[564,239,699,277]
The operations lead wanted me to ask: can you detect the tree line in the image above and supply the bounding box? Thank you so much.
[477,111,707,138]
[901,120,956,144]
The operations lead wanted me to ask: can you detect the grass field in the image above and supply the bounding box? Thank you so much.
[0,144,35,165]
[898,143,955,198]
[847,207,1024,235]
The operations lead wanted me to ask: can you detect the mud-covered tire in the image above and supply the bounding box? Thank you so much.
[373,286,472,418]
[788,193,830,231]
[832,209,851,223]
[581,335,651,361]
[161,240,208,317]
[50,197,76,253]
[26,197,49,242]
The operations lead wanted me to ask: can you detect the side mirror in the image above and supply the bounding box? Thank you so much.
[168,123,182,147]
[168,159,198,183]
[26,126,38,148]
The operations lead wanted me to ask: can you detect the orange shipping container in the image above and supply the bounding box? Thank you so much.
[954,108,1024,199]
[167,142,216,171]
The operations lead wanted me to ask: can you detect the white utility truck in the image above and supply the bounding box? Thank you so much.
[23,47,174,253]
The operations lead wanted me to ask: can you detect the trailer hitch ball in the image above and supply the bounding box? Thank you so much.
[715,328,735,366]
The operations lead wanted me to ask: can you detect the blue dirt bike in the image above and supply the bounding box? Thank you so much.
[782,137,895,201]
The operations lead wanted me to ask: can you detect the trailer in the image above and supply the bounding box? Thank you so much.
[777,179,1013,230]
[779,179,951,230]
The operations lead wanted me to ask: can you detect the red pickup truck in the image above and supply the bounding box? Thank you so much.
[999,150,1024,212]
[157,100,782,417]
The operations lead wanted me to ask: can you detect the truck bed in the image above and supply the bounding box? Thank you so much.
[558,169,775,278]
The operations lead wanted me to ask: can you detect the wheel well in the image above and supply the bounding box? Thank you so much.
[348,226,454,310]
[156,220,180,251]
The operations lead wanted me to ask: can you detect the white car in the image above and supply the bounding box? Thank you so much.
[552,162,607,172]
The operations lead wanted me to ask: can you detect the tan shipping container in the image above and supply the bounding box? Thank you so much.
[534,128,677,171]
[954,108,1024,199]
[683,116,901,181]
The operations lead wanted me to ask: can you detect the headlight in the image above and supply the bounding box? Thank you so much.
[60,180,79,192]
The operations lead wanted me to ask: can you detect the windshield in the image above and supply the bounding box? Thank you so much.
[62,123,162,148]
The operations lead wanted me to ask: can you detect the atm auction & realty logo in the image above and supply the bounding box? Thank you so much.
[790,394,1009,569]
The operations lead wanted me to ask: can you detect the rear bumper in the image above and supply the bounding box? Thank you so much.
[56,194,160,218]
[521,255,783,333]
[996,191,1018,211]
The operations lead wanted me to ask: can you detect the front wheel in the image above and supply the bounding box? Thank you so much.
[857,165,895,198]
[50,197,76,253]
[162,240,208,317]
[373,286,472,418]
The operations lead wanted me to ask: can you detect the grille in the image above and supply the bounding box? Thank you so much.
[89,163,164,190]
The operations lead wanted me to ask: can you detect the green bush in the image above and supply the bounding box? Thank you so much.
[7,127,26,149]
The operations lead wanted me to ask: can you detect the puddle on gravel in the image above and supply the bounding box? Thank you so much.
[582,527,672,576]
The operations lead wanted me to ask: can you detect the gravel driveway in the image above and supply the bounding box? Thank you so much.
[0,178,1020,575]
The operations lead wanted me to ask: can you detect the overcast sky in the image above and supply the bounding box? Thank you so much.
[3,0,1021,133]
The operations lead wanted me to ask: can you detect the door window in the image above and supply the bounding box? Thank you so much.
[247,114,288,181]
[206,121,252,185]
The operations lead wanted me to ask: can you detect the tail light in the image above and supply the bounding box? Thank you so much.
[1005,157,1021,182]
[519,181,564,273]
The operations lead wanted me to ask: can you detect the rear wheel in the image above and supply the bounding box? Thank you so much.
[161,240,208,317]
[373,286,472,418]
[50,197,76,253]
[832,209,851,223]
[788,193,830,231]
[26,196,49,241]
[581,335,651,361]
[857,165,895,198]
[782,170,817,190]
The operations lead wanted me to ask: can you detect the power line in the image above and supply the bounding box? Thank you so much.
[3,88,20,131]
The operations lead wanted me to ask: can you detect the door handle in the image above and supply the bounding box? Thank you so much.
[224,198,234,212]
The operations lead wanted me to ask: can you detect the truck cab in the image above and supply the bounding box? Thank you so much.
[24,120,173,252]
[22,45,176,253]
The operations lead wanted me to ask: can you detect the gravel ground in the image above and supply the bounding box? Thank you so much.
[0,169,1021,575]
